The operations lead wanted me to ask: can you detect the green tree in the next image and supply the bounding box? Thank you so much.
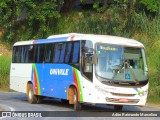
[140,0,160,13]
[0,0,63,42]
[92,0,160,14]
[60,0,76,13]
[92,0,135,13]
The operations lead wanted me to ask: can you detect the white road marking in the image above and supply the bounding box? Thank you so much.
[0,104,15,119]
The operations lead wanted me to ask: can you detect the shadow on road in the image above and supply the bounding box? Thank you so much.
[1,92,142,112]
[22,95,141,112]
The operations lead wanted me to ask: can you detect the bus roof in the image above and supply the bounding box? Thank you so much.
[13,33,144,47]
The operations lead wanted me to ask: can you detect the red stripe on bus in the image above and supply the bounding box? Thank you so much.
[34,69,38,95]
[70,36,75,41]
[32,40,36,44]
[73,70,80,101]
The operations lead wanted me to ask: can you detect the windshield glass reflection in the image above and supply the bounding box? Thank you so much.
[96,44,148,83]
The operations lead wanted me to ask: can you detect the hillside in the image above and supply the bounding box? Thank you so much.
[0,43,11,91]
[0,43,12,57]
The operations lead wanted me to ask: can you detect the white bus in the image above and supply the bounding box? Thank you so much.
[10,33,148,110]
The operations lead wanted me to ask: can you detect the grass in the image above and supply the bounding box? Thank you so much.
[0,55,11,91]
[132,32,160,104]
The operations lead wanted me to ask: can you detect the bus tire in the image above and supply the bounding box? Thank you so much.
[74,89,82,110]
[27,84,38,104]
[114,105,123,111]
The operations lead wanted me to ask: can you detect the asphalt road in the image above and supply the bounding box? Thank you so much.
[0,91,160,120]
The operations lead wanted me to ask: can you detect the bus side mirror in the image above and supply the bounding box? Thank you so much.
[93,54,98,64]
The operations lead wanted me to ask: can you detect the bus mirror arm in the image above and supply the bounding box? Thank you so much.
[92,54,98,64]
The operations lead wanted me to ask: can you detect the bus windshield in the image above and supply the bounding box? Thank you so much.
[96,44,148,83]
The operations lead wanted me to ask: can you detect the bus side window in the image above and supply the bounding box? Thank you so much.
[13,46,21,63]
[28,45,34,63]
[34,44,45,63]
[21,46,28,63]
[44,44,53,63]
[12,47,17,63]
[54,43,61,63]
[59,43,66,63]
[72,42,80,63]
[24,46,31,63]
[65,42,72,63]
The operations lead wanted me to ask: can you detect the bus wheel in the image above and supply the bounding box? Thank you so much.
[73,89,82,110]
[114,105,123,111]
[27,84,38,104]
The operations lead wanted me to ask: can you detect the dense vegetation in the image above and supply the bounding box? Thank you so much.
[0,0,160,103]
[0,54,11,91]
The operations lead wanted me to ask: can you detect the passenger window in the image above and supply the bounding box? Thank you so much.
[12,46,20,63]
[13,46,22,63]
[34,45,44,63]
[44,44,54,63]
[72,42,80,63]
[54,43,62,63]
[28,45,34,63]
[65,42,72,63]
[59,43,66,63]
[12,47,16,63]
[53,42,80,64]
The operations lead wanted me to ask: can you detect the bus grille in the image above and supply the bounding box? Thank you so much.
[111,92,136,97]
[106,98,139,103]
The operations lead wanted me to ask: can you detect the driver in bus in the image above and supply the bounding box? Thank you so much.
[123,60,133,69]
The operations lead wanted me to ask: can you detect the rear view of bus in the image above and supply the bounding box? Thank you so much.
[10,33,148,111]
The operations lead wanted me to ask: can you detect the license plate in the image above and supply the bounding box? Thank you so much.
[118,98,128,102]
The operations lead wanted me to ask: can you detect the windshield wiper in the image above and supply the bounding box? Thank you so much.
[118,80,139,85]
[102,80,139,86]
